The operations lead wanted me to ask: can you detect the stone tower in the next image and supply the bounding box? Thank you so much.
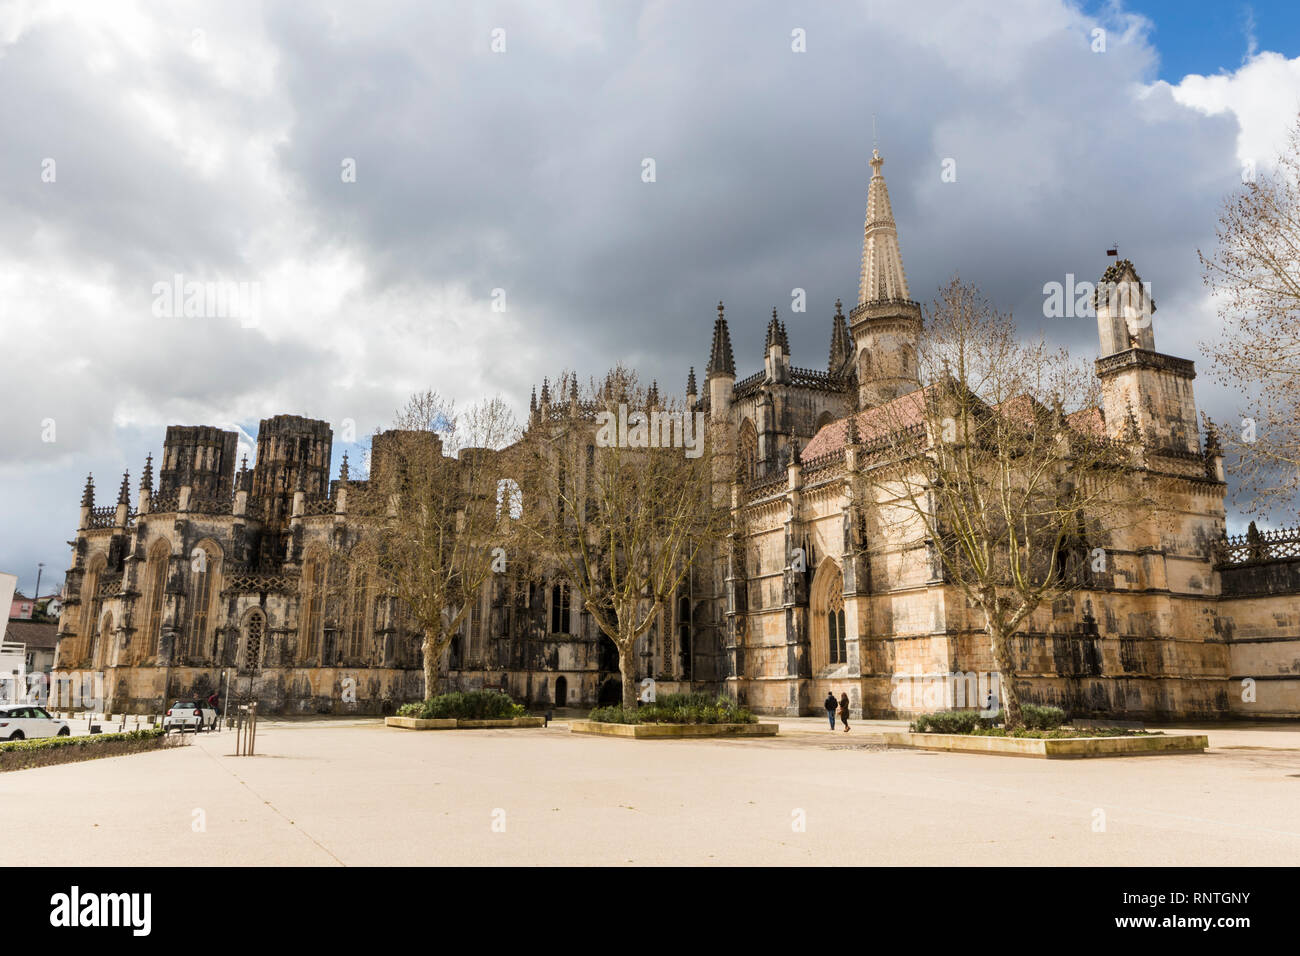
[157,425,238,499]
[250,415,333,526]
[1094,258,1199,454]
[849,148,922,408]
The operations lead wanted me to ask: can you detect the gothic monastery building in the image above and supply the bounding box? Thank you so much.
[53,151,1300,718]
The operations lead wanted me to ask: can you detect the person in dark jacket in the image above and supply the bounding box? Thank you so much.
[824,692,838,730]
[839,692,851,732]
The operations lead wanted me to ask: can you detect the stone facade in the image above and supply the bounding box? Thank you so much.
[52,150,1300,719]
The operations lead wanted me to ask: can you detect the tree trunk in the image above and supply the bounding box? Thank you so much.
[987,625,1023,730]
[422,630,440,701]
[619,640,638,711]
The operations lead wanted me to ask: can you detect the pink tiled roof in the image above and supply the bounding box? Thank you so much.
[801,387,1106,460]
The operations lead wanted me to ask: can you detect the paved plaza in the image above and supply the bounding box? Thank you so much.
[3,717,1298,866]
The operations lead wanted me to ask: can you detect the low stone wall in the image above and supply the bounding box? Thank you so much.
[882,731,1208,759]
[384,716,545,730]
[567,720,778,738]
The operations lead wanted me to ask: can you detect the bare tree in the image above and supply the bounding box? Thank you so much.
[516,368,730,710]
[1200,110,1300,521]
[861,279,1144,729]
[351,392,519,699]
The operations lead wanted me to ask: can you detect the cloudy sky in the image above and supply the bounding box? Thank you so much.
[2,0,1298,597]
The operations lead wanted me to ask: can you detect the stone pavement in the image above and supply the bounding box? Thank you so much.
[2,717,1297,866]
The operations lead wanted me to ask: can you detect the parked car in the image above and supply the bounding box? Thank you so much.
[162,700,218,733]
[0,704,71,741]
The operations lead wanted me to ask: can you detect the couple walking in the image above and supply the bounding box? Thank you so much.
[824,691,851,732]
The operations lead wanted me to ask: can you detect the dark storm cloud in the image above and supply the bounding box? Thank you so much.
[0,0,1296,593]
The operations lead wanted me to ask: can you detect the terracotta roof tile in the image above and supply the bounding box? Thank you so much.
[801,388,1106,460]
[801,386,931,459]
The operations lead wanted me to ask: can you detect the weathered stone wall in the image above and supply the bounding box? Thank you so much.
[1217,559,1300,718]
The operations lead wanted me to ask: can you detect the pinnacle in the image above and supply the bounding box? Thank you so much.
[707,303,735,376]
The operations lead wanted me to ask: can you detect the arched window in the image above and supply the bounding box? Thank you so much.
[92,611,113,670]
[346,567,370,661]
[242,610,265,673]
[550,582,571,635]
[901,344,916,381]
[678,594,691,677]
[300,548,327,663]
[496,478,522,520]
[80,555,107,665]
[810,559,847,672]
[738,419,758,481]
[468,585,485,664]
[186,542,221,662]
[858,349,874,383]
[140,538,171,663]
[827,595,846,665]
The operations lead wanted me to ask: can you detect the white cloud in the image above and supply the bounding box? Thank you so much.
[1166,51,1300,170]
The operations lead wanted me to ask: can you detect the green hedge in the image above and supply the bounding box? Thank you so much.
[0,728,173,773]
[396,690,526,720]
[589,692,757,725]
[910,704,1068,734]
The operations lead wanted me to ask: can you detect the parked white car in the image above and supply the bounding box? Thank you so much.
[0,704,71,741]
[162,700,218,733]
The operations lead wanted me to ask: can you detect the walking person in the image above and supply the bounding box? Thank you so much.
[824,691,838,731]
[839,692,851,733]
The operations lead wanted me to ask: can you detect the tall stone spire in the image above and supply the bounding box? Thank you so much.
[857,149,910,306]
[117,470,131,505]
[707,301,735,376]
[849,147,921,409]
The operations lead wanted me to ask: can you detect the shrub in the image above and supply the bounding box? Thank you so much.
[910,710,997,734]
[1020,704,1067,730]
[399,690,526,721]
[587,705,640,724]
[910,704,1068,734]
[588,693,757,725]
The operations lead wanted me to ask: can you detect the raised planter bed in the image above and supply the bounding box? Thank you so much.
[0,729,177,773]
[385,716,545,730]
[883,731,1208,759]
[567,720,778,739]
